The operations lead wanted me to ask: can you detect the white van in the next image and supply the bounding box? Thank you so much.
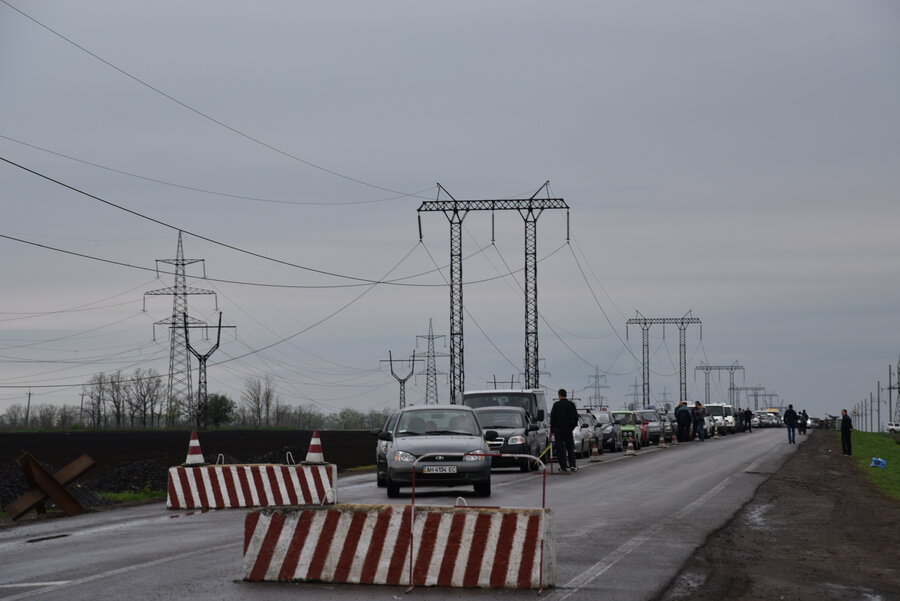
[886,422,900,434]
[704,403,736,435]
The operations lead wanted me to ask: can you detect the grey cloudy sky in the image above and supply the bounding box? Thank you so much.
[2,1,898,422]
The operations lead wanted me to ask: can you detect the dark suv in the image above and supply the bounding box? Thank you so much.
[475,406,545,472]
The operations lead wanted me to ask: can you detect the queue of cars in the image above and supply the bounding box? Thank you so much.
[371,399,755,498]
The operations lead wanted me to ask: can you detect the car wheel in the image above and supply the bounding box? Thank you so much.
[376,471,386,488]
[386,474,400,498]
[520,459,531,473]
[473,479,491,497]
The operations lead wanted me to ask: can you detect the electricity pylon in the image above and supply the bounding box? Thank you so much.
[586,366,609,409]
[734,385,765,410]
[694,361,744,405]
[144,231,216,425]
[626,311,701,407]
[382,351,419,408]
[416,318,448,405]
[417,182,568,403]
[183,311,228,428]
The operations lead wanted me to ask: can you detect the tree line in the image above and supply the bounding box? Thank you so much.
[0,368,393,432]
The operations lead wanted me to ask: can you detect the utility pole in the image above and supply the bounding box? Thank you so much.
[183,312,231,429]
[145,232,216,425]
[587,366,610,410]
[626,377,642,410]
[418,182,569,403]
[416,318,448,405]
[626,311,702,407]
[382,351,418,409]
[694,361,744,405]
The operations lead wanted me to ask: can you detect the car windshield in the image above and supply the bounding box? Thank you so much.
[707,406,724,416]
[476,409,526,429]
[396,410,480,436]
[612,413,633,425]
[638,412,657,421]
[594,412,611,424]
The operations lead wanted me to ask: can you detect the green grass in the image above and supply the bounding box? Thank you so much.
[845,430,900,501]
[96,483,166,504]
[345,464,375,472]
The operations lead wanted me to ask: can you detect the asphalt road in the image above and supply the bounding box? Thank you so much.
[0,428,796,601]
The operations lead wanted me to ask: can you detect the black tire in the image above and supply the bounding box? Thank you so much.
[520,459,531,473]
[473,479,491,497]
[386,474,400,498]
[376,471,386,488]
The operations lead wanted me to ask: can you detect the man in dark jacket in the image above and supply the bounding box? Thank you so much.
[691,401,707,441]
[550,389,579,472]
[675,401,692,442]
[743,407,753,432]
[840,409,853,456]
[783,404,798,444]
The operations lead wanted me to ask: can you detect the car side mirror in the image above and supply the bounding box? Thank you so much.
[484,430,499,441]
[537,410,545,422]
[377,431,393,442]
[527,424,538,432]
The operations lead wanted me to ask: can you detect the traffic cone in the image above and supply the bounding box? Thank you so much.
[625,438,636,456]
[713,426,720,440]
[303,430,326,464]
[590,438,602,462]
[183,431,205,465]
[658,433,668,448]
[671,431,679,446]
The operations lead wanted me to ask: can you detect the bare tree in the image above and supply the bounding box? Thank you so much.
[1,404,26,430]
[129,368,163,428]
[84,373,108,428]
[107,370,127,428]
[241,375,277,426]
[34,404,59,429]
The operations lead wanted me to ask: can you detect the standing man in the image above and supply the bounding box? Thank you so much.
[675,401,692,442]
[550,389,579,472]
[840,409,853,456]
[783,404,798,444]
[691,401,707,442]
[743,407,753,432]
[799,409,809,435]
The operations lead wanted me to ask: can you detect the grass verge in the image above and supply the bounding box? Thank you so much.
[843,430,900,501]
[96,484,166,504]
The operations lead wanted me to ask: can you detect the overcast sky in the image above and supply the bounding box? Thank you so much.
[2,1,898,423]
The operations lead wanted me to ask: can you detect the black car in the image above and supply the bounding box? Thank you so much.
[475,406,545,472]
[592,409,623,452]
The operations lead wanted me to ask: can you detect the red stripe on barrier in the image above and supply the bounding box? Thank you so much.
[221,467,238,507]
[386,506,412,585]
[194,468,211,509]
[360,507,394,583]
[463,513,493,587]
[244,511,261,556]
[177,467,196,508]
[436,512,467,586]
[413,512,442,585]
[306,509,341,581]
[333,510,367,582]
[251,466,269,506]
[489,513,519,587]
[207,467,226,508]
[278,510,314,580]
[296,466,313,503]
[517,513,540,589]
[280,466,299,505]
[166,470,180,509]
[309,466,326,502]
[237,467,254,505]
[265,466,285,506]
[249,511,286,581]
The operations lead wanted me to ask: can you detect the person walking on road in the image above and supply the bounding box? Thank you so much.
[840,409,853,456]
[691,401,707,442]
[799,409,809,435]
[550,389,579,472]
[743,407,753,432]
[675,401,692,442]
[783,404,798,444]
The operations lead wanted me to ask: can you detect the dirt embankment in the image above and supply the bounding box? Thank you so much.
[657,429,900,601]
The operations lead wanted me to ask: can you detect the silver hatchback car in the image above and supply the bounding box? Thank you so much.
[378,405,498,498]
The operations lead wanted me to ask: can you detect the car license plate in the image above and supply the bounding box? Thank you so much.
[423,465,457,474]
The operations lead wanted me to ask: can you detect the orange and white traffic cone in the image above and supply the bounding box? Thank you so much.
[590,438,603,462]
[303,430,326,464]
[658,433,668,448]
[713,426,720,440]
[625,438,636,456]
[183,431,205,465]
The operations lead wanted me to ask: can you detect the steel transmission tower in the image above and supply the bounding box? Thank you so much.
[586,366,609,409]
[183,311,223,428]
[416,318,448,405]
[734,385,766,410]
[381,351,418,408]
[626,311,701,407]
[144,232,216,425]
[694,361,744,405]
[417,182,568,403]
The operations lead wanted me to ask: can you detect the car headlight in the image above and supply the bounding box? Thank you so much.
[507,435,526,445]
[463,450,487,461]
[393,450,416,462]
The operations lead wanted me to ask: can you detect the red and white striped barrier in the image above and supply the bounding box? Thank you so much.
[243,504,555,589]
[167,464,337,510]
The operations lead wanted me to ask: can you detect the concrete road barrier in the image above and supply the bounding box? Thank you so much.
[167,464,337,509]
[243,503,555,589]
